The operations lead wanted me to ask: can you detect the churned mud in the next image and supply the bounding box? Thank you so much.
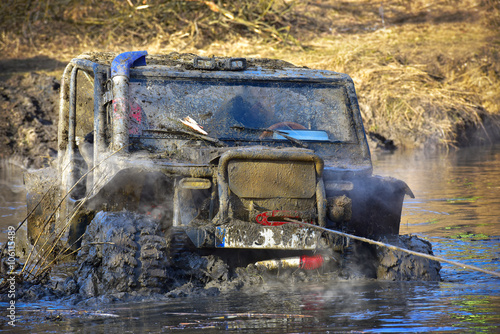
[4,211,441,306]
[0,73,59,168]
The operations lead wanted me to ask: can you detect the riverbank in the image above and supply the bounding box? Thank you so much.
[1,0,499,168]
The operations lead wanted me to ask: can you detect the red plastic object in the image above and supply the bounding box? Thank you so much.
[255,210,309,226]
[300,255,325,270]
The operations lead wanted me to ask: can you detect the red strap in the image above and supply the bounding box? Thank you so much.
[255,210,311,226]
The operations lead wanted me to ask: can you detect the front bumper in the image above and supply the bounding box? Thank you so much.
[180,221,347,251]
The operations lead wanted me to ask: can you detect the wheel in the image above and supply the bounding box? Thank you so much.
[76,211,171,296]
[259,121,306,138]
[375,235,441,281]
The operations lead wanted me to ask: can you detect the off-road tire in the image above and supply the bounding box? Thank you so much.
[340,235,441,281]
[76,211,170,297]
[376,235,441,281]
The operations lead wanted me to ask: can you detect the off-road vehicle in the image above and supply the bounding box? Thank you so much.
[24,51,417,282]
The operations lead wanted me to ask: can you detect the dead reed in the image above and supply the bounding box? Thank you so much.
[0,147,125,292]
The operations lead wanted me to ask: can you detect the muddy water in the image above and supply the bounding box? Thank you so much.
[1,145,500,333]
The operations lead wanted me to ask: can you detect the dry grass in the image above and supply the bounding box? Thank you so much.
[0,0,305,58]
[1,0,499,148]
[306,22,500,148]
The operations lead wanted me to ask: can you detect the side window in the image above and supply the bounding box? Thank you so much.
[72,70,95,198]
[76,71,95,139]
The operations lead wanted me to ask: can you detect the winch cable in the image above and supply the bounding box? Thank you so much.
[285,218,500,279]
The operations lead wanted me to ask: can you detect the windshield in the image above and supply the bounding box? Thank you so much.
[128,79,357,143]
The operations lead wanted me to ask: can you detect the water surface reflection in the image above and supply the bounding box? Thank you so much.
[8,279,498,333]
[1,145,499,333]
[372,144,500,237]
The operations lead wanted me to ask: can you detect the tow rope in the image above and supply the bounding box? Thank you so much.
[284,218,500,278]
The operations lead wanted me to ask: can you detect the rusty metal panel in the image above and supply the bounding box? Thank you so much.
[227,160,316,198]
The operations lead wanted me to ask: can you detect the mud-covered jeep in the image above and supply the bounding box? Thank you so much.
[25,51,415,270]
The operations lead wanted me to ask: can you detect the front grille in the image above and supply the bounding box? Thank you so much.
[227,159,316,199]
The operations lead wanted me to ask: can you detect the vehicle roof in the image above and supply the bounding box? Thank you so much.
[78,51,304,71]
[74,52,354,85]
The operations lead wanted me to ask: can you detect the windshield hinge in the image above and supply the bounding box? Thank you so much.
[103,90,113,106]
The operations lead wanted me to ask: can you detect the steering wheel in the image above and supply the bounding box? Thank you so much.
[260,122,306,138]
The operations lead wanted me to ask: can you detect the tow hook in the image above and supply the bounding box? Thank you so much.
[255,210,313,226]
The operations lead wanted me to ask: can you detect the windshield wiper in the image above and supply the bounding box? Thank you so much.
[144,128,224,147]
[231,125,308,148]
